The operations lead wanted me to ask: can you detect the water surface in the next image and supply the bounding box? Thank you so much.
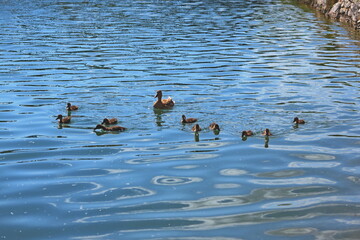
[0,0,360,239]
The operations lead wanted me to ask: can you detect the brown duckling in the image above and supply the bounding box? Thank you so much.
[242,130,253,137]
[262,128,272,136]
[56,114,71,124]
[94,124,126,132]
[181,115,197,123]
[102,118,118,125]
[192,124,202,132]
[293,117,305,124]
[153,90,175,109]
[67,102,78,111]
[209,122,220,131]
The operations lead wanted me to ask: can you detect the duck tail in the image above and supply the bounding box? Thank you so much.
[167,96,175,104]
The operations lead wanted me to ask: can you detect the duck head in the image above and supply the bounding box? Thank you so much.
[154,90,163,99]
[94,124,104,131]
[293,117,299,123]
[264,128,271,136]
[56,114,63,120]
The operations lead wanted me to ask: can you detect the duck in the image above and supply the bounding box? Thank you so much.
[67,103,79,111]
[242,130,253,137]
[181,115,197,123]
[102,118,118,125]
[192,124,202,132]
[94,124,126,132]
[293,117,305,124]
[56,114,71,124]
[153,90,175,109]
[262,128,272,136]
[209,122,220,131]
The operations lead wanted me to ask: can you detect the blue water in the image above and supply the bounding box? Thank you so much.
[1,0,360,239]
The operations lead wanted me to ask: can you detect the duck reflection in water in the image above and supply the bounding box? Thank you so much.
[192,124,201,142]
[194,132,200,142]
[264,135,270,148]
[262,129,272,148]
[153,109,165,127]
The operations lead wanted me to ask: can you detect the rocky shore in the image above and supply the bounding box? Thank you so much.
[296,0,360,29]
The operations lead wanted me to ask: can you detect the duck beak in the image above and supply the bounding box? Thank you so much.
[154,93,158,98]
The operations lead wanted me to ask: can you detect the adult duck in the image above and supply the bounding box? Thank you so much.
[293,117,305,124]
[67,103,79,111]
[94,124,126,132]
[181,115,197,123]
[102,118,118,125]
[153,90,175,109]
[56,114,71,124]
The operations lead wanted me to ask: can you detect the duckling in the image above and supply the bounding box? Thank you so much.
[181,115,197,123]
[293,117,305,124]
[101,118,118,125]
[56,114,71,124]
[67,103,78,111]
[192,124,202,132]
[242,130,253,137]
[262,128,272,136]
[153,90,175,109]
[209,122,220,131]
[94,124,126,132]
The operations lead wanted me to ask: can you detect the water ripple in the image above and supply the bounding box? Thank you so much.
[152,176,202,186]
[250,177,336,186]
[1,0,360,239]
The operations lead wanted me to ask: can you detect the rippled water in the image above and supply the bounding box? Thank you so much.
[1,0,360,239]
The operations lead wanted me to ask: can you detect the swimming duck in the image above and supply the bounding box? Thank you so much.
[262,128,272,136]
[293,117,305,124]
[209,122,220,131]
[242,130,253,137]
[67,103,79,111]
[192,124,202,132]
[56,114,71,124]
[102,118,118,125]
[153,90,175,109]
[181,115,197,123]
[94,124,126,132]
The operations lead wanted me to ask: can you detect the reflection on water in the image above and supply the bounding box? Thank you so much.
[265,135,270,148]
[194,132,200,142]
[0,0,360,239]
